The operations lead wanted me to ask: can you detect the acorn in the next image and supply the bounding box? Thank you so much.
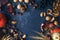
[53,12,59,17]
[29,1,34,6]
[40,12,44,17]
[54,21,58,26]
[24,0,29,3]
[53,2,55,7]
[2,29,6,33]
[23,4,27,8]
[11,20,17,24]
[50,17,55,22]
[45,16,51,21]
[14,32,18,37]
[59,3,60,6]
[7,3,13,13]
[20,6,25,13]
[22,34,27,38]
[33,4,38,9]
[13,0,18,2]
[40,12,46,17]
[47,9,52,15]
[19,0,23,2]
[58,4,60,11]
[12,12,15,16]
[7,3,11,6]
[56,3,59,7]
[10,29,14,33]
[53,7,58,13]
[17,4,21,9]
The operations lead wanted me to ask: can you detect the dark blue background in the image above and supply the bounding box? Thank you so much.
[0,0,55,40]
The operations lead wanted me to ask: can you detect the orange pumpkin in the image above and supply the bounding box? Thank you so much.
[51,28,60,34]
[0,13,6,28]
